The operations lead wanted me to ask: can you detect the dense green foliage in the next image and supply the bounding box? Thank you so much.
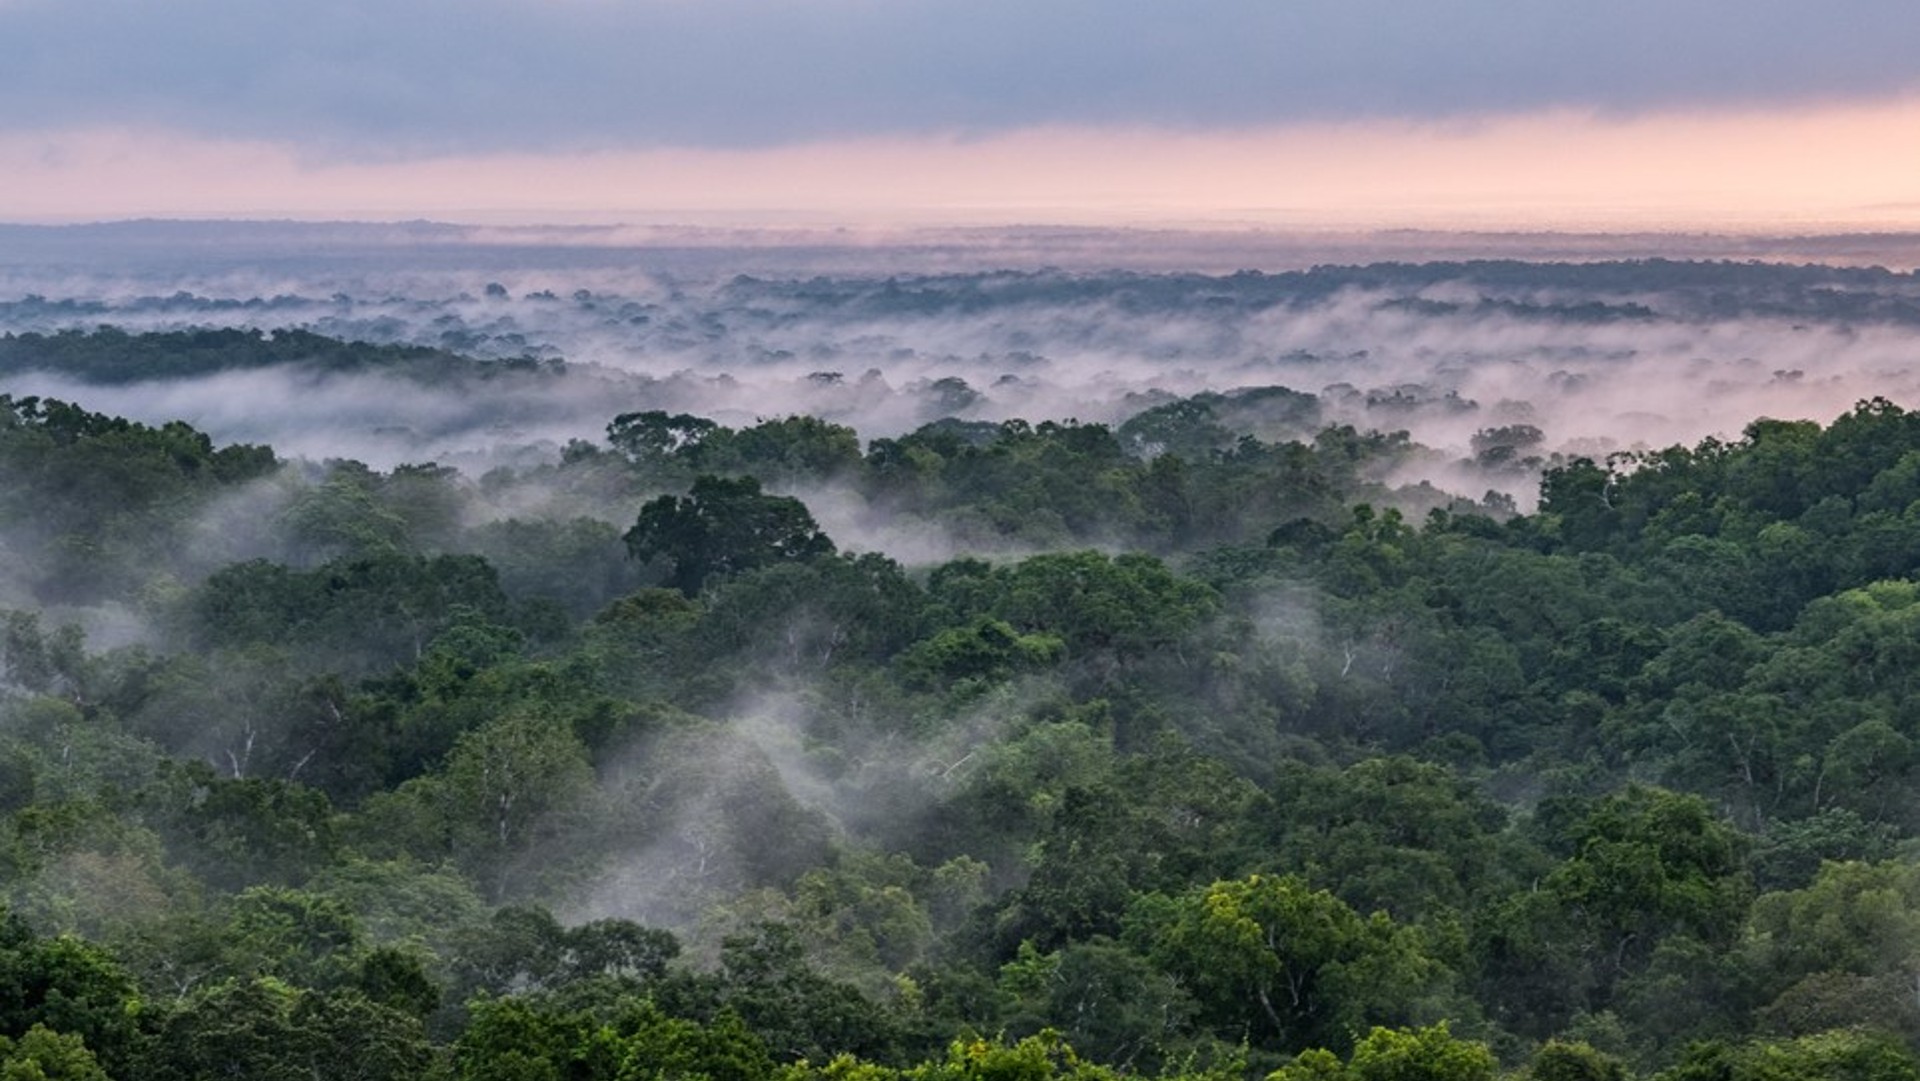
[7,338,1920,1078]
[0,328,562,385]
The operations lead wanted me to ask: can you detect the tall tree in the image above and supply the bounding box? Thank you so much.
[625,475,835,595]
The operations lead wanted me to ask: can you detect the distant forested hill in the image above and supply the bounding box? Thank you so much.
[0,327,561,383]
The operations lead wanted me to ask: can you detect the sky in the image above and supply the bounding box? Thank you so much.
[3,0,1920,229]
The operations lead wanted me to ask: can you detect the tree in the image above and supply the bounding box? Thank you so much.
[136,765,339,891]
[1478,787,1751,1037]
[693,415,864,481]
[219,886,364,988]
[1528,1040,1627,1081]
[1739,859,1920,1040]
[997,939,1197,1073]
[447,993,586,1081]
[694,922,899,1064]
[1256,757,1513,922]
[437,711,599,896]
[898,618,1063,693]
[1546,787,1752,955]
[0,913,141,1077]
[1471,425,1545,469]
[1134,875,1447,1055]
[606,410,718,464]
[0,1024,110,1081]
[625,475,835,595]
[148,980,431,1081]
[1656,1030,1920,1081]
[948,551,1218,658]
[1272,1023,1495,1081]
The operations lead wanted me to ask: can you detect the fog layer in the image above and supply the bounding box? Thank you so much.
[4,227,1919,502]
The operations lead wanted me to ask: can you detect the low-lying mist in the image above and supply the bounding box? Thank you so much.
[6,224,1919,723]
[5,230,1920,518]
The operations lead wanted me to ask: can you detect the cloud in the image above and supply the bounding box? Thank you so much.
[5,98,1920,230]
[0,1,1917,157]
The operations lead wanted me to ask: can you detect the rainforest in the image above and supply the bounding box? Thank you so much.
[5,238,1920,1081]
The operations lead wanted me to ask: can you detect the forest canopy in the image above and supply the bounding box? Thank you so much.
[4,307,1920,1080]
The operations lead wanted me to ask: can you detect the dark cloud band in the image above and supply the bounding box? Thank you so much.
[2,0,1917,156]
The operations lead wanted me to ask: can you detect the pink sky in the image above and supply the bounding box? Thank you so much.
[6,98,1920,231]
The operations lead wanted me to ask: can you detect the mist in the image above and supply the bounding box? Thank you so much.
[6,223,1920,513]
[6,224,1917,766]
